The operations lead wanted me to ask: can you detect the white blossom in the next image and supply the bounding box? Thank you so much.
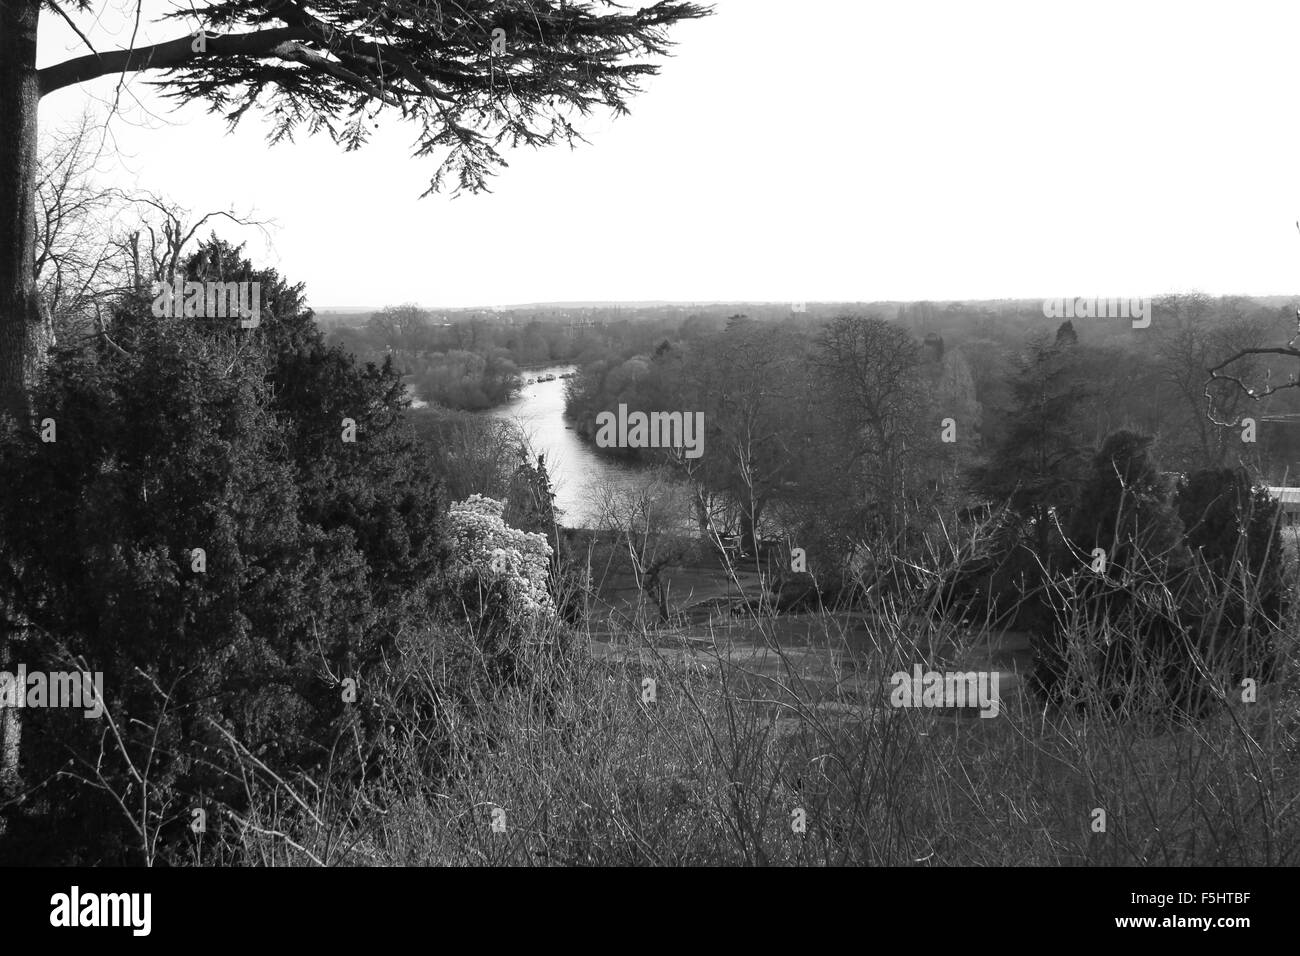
[445,495,556,628]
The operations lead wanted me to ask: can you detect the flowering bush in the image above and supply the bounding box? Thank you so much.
[443,495,556,635]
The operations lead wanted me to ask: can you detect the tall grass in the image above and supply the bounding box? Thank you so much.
[202,529,1300,866]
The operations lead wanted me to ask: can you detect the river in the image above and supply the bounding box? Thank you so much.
[481,365,643,528]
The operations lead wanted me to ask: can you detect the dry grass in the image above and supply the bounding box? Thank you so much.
[213,587,1300,867]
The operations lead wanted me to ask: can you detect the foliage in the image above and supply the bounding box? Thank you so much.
[0,239,444,863]
[504,453,559,536]
[1177,467,1283,605]
[410,348,520,410]
[1175,467,1284,679]
[1068,430,1189,578]
[406,406,524,503]
[38,2,712,196]
[972,332,1091,560]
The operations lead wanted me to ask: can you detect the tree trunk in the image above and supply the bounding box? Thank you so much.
[0,631,18,792]
[691,486,710,537]
[0,0,47,791]
[740,501,764,557]
[0,0,47,426]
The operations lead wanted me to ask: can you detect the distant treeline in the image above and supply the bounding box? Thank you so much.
[566,295,1300,479]
[324,304,598,410]
[324,303,738,410]
[561,295,1300,564]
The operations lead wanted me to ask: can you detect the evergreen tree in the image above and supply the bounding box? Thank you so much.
[1038,431,1196,713]
[1068,430,1188,579]
[0,239,444,862]
[974,334,1091,560]
[504,453,559,537]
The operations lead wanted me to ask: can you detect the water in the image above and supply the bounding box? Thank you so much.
[481,365,642,528]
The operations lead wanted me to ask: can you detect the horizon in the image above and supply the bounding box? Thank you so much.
[313,291,1300,314]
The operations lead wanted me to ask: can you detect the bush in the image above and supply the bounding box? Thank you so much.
[1175,467,1284,683]
[439,495,557,671]
[0,239,445,864]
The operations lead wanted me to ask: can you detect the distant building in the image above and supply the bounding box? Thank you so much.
[1266,487,1300,525]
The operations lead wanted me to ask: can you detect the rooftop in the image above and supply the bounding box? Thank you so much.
[1266,487,1300,505]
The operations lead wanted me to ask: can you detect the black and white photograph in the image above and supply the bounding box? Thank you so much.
[0,0,1290,935]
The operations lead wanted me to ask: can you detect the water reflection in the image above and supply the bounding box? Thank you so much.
[481,365,642,528]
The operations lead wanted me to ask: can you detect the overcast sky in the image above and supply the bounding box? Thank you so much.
[36,1,1300,309]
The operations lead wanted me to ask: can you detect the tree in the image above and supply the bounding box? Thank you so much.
[1151,294,1267,471]
[367,303,430,355]
[34,112,128,343]
[812,315,927,539]
[1036,431,1191,711]
[937,333,1092,634]
[974,332,1091,559]
[930,345,981,478]
[686,322,812,555]
[1177,468,1281,590]
[0,238,446,860]
[1067,430,1188,580]
[1175,468,1284,679]
[407,408,523,503]
[412,347,519,410]
[504,453,559,537]
[589,466,690,625]
[0,0,710,426]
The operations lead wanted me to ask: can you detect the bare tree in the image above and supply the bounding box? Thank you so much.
[34,112,127,343]
[812,314,928,537]
[1152,293,1268,468]
[1207,307,1300,421]
[682,322,811,556]
[590,468,687,625]
[368,303,431,355]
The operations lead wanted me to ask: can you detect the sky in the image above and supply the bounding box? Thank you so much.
[35,0,1300,309]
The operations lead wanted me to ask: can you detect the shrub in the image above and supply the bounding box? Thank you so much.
[0,239,444,864]
[440,495,556,662]
[1175,468,1284,683]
